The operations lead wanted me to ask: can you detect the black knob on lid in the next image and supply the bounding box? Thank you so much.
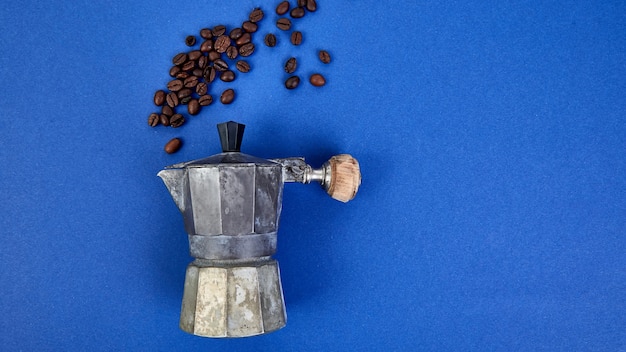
[217,121,245,152]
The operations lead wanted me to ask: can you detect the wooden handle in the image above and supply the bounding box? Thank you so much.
[326,154,361,202]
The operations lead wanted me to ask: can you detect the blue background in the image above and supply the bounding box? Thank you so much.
[1,0,625,351]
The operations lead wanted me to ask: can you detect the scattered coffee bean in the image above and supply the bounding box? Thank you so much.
[212,25,226,37]
[180,96,192,104]
[193,68,204,77]
[249,8,264,22]
[194,83,207,96]
[236,60,250,73]
[291,31,303,45]
[160,114,171,126]
[276,1,290,15]
[220,70,236,82]
[297,0,307,7]
[276,18,291,31]
[172,53,187,66]
[284,57,297,73]
[264,33,277,47]
[213,59,229,72]
[214,35,231,53]
[197,56,208,69]
[167,79,183,92]
[198,94,213,106]
[200,28,213,39]
[285,76,300,89]
[169,66,181,77]
[203,66,216,83]
[148,113,160,127]
[200,40,214,52]
[166,92,179,108]
[306,0,317,12]
[185,35,196,46]
[220,89,235,104]
[290,7,305,18]
[188,50,202,61]
[239,43,255,56]
[170,113,185,128]
[183,75,198,88]
[226,46,239,60]
[242,21,258,33]
[319,50,331,63]
[309,73,326,86]
[182,60,195,72]
[164,138,182,154]
[208,50,221,62]
[187,99,200,115]
[235,33,251,46]
[162,105,174,117]
[154,90,166,106]
[177,88,192,99]
[229,28,243,40]
[175,71,190,79]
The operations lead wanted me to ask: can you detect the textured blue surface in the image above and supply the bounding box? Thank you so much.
[1,1,625,351]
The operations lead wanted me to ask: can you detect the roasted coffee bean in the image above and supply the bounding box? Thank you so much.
[167,79,183,92]
[226,46,238,60]
[177,88,192,99]
[220,89,235,104]
[220,70,236,82]
[188,50,202,61]
[319,50,331,63]
[203,66,216,82]
[166,92,179,107]
[154,90,166,106]
[235,33,251,46]
[183,76,199,88]
[264,33,277,47]
[148,113,160,127]
[200,28,213,39]
[182,60,195,72]
[169,66,181,77]
[236,60,250,73]
[164,138,182,154]
[198,94,213,106]
[208,50,221,62]
[291,31,303,45]
[284,57,297,73]
[196,82,208,96]
[180,96,192,104]
[173,52,187,66]
[249,8,264,23]
[290,7,305,18]
[309,73,326,86]
[213,25,226,36]
[306,0,317,12]
[170,114,185,128]
[285,76,300,89]
[297,0,307,7]
[185,35,196,46]
[242,21,258,33]
[276,1,290,15]
[162,105,174,117]
[239,43,255,56]
[276,18,291,31]
[197,56,208,69]
[214,35,231,53]
[213,59,229,72]
[187,99,200,115]
[160,114,171,126]
[229,28,243,40]
[193,68,204,77]
[200,39,214,52]
[175,71,190,79]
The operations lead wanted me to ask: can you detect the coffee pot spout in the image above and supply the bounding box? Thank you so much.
[157,168,186,213]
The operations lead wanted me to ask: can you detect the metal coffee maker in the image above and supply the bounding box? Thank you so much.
[158,121,361,338]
